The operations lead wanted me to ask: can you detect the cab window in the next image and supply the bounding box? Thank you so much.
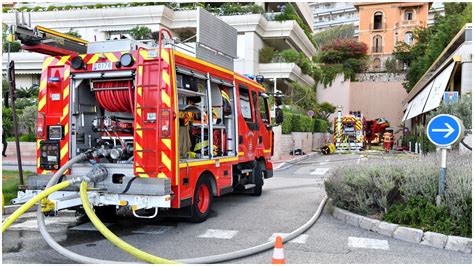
[239,86,253,122]
[259,93,270,125]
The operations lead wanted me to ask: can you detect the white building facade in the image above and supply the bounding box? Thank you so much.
[2,4,316,90]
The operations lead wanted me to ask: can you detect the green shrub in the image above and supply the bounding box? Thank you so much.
[291,114,312,132]
[281,112,293,134]
[325,161,402,215]
[259,47,275,63]
[129,26,152,40]
[19,134,36,142]
[325,152,472,237]
[385,196,471,237]
[2,107,12,137]
[278,49,300,63]
[314,119,328,133]
[19,105,37,136]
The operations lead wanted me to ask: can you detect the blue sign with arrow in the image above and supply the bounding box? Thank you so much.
[426,114,464,147]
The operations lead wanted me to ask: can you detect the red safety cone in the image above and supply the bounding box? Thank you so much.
[272,235,286,264]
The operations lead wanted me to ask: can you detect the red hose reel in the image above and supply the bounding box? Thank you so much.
[94,81,134,113]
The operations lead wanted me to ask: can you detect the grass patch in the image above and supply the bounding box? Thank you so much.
[2,170,33,204]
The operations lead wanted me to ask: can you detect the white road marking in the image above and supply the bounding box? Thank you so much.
[310,168,329,175]
[70,222,113,231]
[198,229,238,239]
[132,225,173,235]
[268,233,309,244]
[319,162,329,165]
[348,237,389,250]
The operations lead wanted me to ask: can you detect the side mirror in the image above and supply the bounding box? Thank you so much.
[275,107,283,125]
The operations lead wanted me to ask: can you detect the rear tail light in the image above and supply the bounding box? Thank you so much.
[161,109,171,138]
[36,112,46,138]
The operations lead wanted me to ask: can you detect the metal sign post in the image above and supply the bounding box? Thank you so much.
[426,114,464,206]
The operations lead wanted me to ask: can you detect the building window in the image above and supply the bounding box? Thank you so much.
[373,11,383,30]
[404,31,414,44]
[404,10,414,20]
[373,35,383,53]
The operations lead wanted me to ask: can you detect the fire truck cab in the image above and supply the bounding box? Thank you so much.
[14,28,281,222]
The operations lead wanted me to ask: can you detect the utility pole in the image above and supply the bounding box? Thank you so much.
[6,25,25,189]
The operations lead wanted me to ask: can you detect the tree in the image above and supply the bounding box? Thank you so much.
[384,58,400,74]
[427,95,472,134]
[65,30,81,39]
[317,102,336,120]
[129,26,152,40]
[315,38,368,85]
[393,2,472,92]
[313,24,355,50]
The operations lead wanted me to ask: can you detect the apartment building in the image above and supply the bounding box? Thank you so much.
[2,3,316,92]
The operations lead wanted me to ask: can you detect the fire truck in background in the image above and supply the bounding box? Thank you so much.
[10,22,283,222]
[333,109,390,151]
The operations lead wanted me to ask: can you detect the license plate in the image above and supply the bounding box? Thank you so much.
[92,62,113,71]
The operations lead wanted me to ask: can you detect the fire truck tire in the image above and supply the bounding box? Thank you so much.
[250,162,263,196]
[190,175,213,223]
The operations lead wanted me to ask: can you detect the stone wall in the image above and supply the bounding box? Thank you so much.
[272,125,332,159]
[356,72,406,82]
[5,142,36,157]
[312,133,333,149]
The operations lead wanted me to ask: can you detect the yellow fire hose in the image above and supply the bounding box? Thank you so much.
[2,180,72,233]
[79,181,177,264]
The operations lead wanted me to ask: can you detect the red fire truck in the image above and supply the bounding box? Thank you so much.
[13,26,282,222]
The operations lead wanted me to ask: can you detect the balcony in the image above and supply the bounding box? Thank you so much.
[258,63,315,88]
[370,22,386,31]
[395,20,424,28]
[372,46,384,54]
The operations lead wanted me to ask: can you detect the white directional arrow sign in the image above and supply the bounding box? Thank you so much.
[431,123,455,138]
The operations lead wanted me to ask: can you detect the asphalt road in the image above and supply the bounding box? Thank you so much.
[2,153,472,264]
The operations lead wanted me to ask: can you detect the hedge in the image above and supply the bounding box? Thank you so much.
[282,112,329,134]
[325,152,472,237]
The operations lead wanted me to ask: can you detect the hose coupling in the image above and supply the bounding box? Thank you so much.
[85,165,108,183]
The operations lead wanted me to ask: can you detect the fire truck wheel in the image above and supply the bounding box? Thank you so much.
[190,176,213,223]
[251,162,263,196]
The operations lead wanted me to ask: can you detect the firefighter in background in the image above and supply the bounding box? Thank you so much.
[383,130,394,153]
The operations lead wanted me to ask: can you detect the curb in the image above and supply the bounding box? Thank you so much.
[2,204,38,215]
[2,161,36,166]
[332,206,472,254]
[274,152,319,171]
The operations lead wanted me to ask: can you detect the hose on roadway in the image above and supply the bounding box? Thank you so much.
[5,153,328,264]
[79,181,177,264]
[2,180,72,233]
[35,153,132,264]
[177,196,328,264]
